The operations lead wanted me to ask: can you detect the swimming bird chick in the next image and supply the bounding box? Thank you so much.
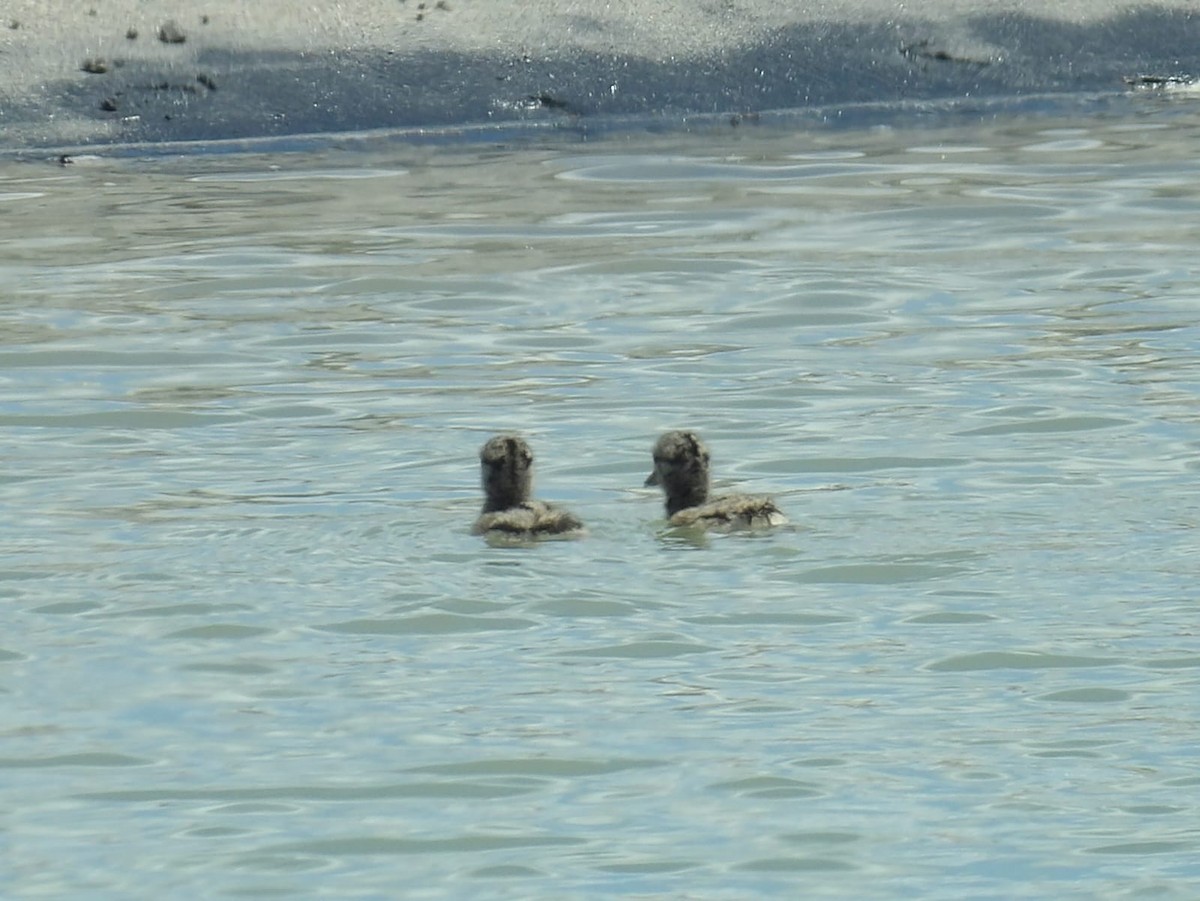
[645,430,786,530]
[472,434,584,539]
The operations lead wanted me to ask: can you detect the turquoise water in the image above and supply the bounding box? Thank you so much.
[3,105,1199,899]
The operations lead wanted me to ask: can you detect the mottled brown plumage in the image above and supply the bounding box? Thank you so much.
[472,435,584,539]
[646,430,786,530]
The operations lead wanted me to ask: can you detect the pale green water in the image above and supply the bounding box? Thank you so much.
[2,107,1199,899]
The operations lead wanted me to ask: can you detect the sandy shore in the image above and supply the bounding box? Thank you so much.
[2,1,1198,148]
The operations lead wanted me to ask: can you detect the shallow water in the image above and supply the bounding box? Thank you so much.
[3,103,1199,899]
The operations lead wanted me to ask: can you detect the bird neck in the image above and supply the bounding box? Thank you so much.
[666,482,708,516]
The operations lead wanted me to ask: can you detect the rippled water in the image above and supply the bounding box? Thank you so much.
[3,105,1199,899]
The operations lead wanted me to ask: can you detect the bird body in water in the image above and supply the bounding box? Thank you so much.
[646,430,785,530]
[472,435,584,540]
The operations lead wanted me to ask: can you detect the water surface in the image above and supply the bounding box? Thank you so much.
[2,105,1199,898]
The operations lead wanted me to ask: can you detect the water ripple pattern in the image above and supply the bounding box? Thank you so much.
[2,111,1199,899]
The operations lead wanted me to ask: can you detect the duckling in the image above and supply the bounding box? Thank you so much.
[472,435,584,539]
[645,430,786,530]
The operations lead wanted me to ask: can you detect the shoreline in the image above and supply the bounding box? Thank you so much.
[2,2,1198,149]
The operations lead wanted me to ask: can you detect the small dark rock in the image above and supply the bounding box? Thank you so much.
[197,73,217,91]
[82,58,109,74]
[8,19,20,29]
[435,1,449,9]
[531,92,574,112]
[99,97,119,112]
[899,39,990,67]
[1124,74,1197,89]
[158,20,186,43]
[126,26,138,40]
[201,14,210,24]
[58,154,74,166]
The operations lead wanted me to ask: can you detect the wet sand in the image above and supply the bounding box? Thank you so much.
[1,1,1197,148]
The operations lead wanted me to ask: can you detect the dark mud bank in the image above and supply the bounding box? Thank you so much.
[6,7,1199,148]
